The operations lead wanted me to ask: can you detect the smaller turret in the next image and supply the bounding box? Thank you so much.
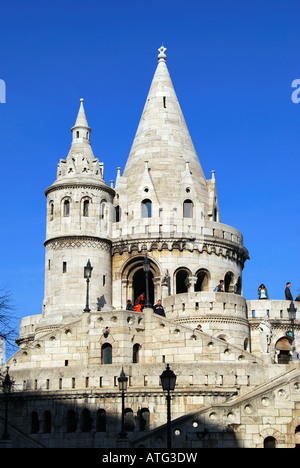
[41,99,114,328]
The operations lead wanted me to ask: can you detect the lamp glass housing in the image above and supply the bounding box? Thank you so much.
[118,368,128,392]
[288,302,297,321]
[143,254,150,273]
[160,364,176,391]
[84,259,93,279]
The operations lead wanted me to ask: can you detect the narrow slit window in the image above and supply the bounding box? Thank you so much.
[63,262,67,273]
[83,200,89,217]
[49,202,54,220]
[163,96,166,108]
[63,200,70,217]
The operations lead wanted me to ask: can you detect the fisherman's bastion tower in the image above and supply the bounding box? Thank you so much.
[1,46,299,449]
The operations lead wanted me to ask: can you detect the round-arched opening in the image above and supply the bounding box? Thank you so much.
[195,269,210,292]
[275,337,292,364]
[263,436,276,448]
[176,270,189,294]
[132,268,154,305]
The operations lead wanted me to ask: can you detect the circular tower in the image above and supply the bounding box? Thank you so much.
[111,47,250,349]
[42,99,114,327]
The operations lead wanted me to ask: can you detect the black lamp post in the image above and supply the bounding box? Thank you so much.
[84,259,93,312]
[118,367,128,438]
[143,254,151,308]
[2,367,12,440]
[160,364,177,449]
[288,301,297,360]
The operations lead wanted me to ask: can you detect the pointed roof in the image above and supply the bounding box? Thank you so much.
[121,46,208,205]
[45,99,112,194]
[71,98,91,133]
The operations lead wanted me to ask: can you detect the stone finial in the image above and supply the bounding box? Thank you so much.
[158,45,167,62]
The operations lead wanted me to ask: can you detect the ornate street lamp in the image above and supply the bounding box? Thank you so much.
[84,259,93,312]
[160,364,177,449]
[2,367,12,440]
[143,254,151,308]
[288,301,298,360]
[118,367,128,439]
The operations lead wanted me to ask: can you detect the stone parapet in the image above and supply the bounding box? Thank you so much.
[246,299,300,321]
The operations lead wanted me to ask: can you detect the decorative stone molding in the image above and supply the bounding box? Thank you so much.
[174,315,249,327]
[45,182,114,197]
[45,236,111,252]
[112,238,248,266]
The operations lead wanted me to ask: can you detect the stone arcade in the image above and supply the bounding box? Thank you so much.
[1,46,299,448]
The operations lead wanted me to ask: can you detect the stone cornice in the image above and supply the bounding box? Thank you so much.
[112,237,249,265]
[44,235,111,251]
[173,315,249,327]
[45,181,114,197]
[249,319,300,331]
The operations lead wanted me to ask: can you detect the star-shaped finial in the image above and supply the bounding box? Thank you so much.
[158,45,167,61]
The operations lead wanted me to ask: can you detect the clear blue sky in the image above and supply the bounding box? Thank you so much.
[0,0,299,350]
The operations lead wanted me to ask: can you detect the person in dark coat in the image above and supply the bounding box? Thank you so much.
[285,282,293,301]
[126,300,135,311]
[153,299,165,317]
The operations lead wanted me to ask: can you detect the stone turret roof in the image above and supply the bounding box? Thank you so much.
[46,99,111,193]
[120,46,208,206]
[71,98,91,132]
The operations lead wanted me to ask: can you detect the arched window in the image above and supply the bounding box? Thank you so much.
[264,436,276,448]
[183,199,193,218]
[49,202,54,220]
[81,409,92,432]
[31,411,39,434]
[176,270,189,294]
[133,343,140,363]
[63,200,70,217]
[124,409,135,432]
[83,199,89,217]
[100,199,107,220]
[67,410,77,433]
[115,205,121,222]
[43,410,52,433]
[224,271,234,292]
[195,269,210,292]
[101,343,112,364]
[139,408,150,431]
[96,409,106,432]
[141,199,152,218]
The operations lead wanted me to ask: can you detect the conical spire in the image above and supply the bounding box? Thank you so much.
[71,98,91,142]
[47,99,109,188]
[121,46,208,205]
